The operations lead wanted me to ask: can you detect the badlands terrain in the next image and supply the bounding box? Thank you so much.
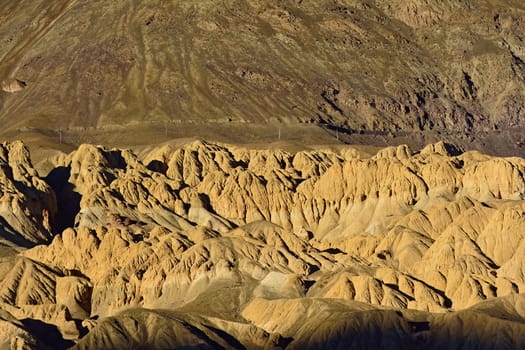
[0,139,523,349]
[2,0,525,349]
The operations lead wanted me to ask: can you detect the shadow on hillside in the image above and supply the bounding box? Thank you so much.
[45,166,81,233]
[21,318,74,349]
[287,309,521,350]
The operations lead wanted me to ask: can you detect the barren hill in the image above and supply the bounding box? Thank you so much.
[0,140,523,348]
[1,0,525,154]
[3,0,525,348]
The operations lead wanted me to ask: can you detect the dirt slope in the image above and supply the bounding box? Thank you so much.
[1,0,525,154]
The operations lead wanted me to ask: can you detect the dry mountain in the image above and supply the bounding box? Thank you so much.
[1,0,525,154]
[3,0,525,348]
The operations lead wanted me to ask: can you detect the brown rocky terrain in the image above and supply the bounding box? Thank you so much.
[1,0,525,155]
[0,139,521,348]
[3,0,525,348]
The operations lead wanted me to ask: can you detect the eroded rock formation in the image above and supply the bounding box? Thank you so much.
[0,140,524,348]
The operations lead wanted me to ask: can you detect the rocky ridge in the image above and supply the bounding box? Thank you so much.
[0,140,523,348]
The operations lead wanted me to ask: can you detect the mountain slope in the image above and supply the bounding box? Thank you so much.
[1,0,525,154]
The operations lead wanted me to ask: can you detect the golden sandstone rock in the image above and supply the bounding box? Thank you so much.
[0,140,521,348]
[0,79,26,93]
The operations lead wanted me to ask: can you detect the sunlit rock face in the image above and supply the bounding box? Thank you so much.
[0,140,522,348]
